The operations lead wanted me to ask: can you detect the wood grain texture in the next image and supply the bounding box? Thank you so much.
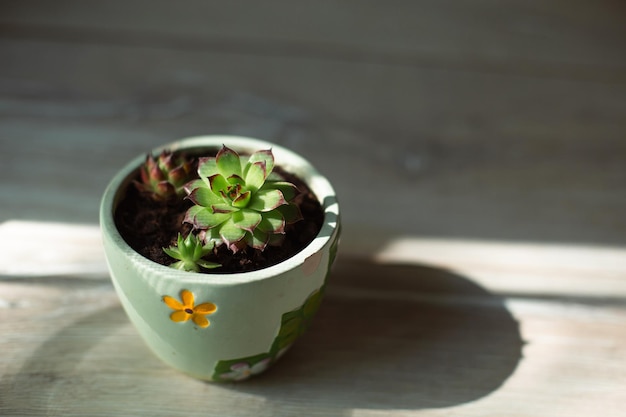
[0,1,625,415]
[0,256,624,416]
[0,39,624,242]
[1,0,625,77]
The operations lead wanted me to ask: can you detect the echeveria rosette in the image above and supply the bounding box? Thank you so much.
[134,150,195,201]
[163,233,221,272]
[184,145,302,252]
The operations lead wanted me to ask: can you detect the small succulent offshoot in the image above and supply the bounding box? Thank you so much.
[163,233,221,272]
[134,150,195,201]
[184,145,302,252]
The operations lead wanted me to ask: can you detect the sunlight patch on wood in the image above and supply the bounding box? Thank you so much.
[0,220,107,277]
[374,237,626,298]
[2,219,626,304]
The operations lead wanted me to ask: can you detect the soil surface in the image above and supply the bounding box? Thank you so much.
[114,163,324,273]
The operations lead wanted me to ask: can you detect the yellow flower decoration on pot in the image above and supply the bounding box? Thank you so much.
[163,289,217,328]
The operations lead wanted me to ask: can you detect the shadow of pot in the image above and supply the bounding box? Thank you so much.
[231,257,523,411]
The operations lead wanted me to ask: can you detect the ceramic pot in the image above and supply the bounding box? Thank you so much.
[100,135,340,381]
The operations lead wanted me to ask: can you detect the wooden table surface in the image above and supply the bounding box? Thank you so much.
[1,1,625,416]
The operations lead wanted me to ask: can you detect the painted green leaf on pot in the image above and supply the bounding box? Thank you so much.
[212,353,272,382]
[211,287,325,381]
[273,313,303,352]
[270,287,324,356]
[302,289,324,318]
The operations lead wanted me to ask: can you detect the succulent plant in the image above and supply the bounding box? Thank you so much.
[163,233,221,272]
[184,145,302,252]
[134,150,195,201]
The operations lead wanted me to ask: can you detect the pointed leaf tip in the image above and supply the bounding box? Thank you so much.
[247,149,275,176]
[216,145,243,178]
[198,156,218,178]
[218,219,246,248]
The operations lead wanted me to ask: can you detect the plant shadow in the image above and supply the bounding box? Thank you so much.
[230,257,523,410]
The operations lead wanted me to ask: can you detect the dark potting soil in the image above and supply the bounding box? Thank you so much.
[114,166,324,274]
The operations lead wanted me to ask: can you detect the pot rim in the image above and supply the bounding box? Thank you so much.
[100,135,340,286]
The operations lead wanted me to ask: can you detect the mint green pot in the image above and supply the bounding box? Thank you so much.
[100,136,340,381]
